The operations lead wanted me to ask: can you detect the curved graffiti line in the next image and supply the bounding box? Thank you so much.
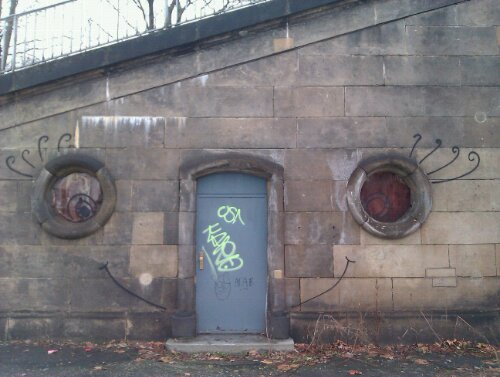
[38,135,49,162]
[203,222,244,272]
[5,156,33,178]
[57,133,72,152]
[21,150,36,168]
[217,205,245,225]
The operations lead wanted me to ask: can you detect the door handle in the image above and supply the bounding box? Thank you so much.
[199,250,204,270]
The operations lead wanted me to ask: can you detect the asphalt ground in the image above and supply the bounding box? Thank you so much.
[0,340,498,377]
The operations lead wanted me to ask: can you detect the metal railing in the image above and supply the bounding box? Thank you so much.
[0,0,272,74]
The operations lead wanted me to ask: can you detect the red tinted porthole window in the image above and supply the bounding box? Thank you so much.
[51,173,103,223]
[360,171,411,223]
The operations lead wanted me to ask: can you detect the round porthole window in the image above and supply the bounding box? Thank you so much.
[32,154,116,239]
[346,154,432,239]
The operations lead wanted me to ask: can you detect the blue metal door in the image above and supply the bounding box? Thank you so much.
[196,172,267,333]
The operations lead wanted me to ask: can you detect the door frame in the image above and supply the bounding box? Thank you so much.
[172,152,288,339]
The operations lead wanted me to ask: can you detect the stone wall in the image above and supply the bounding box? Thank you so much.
[0,0,498,343]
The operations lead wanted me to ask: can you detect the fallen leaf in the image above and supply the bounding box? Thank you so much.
[93,366,106,371]
[414,359,429,365]
[347,370,362,375]
[158,356,173,363]
[260,359,274,365]
[47,349,58,355]
[277,363,300,371]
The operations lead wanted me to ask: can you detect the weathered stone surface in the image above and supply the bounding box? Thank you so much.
[0,213,40,245]
[285,212,359,246]
[405,6,458,26]
[460,57,500,86]
[285,245,333,278]
[7,317,63,339]
[285,180,332,212]
[300,278,392,311]
[449,245,497,277]
[374,0,461,23]
[113,85,274,118]
[297,55,383,86]
[274,87,344,117]
[164,212,179,245]
[132,212,164,245]
[384,56,461,85]
[455,0,500,26]
[0,148,41,180]
[106,148,179,180]
[285,149,359,181]
[422,212,500,245]
[393,277,499,310]
[165,118,296,149]
[301,22,407,56]
[285,278,300,308]
[103,212,134,245]
[417,148,499,180]
[79,116,165,148]
[432,277,457,287]
[346,87,500,117]
[333,245,449,278]
[16,181,32,212]
[177,245,195,279]
[0,181,17,211]
[432,180,499,211]
[426,268,456,278]
[0,278,68,311]
[360,229,421,245]
[132,180,179,212]
[406,26,498,55]
[178,212,195,245]
[126,312,171,340]
[297,118,387,148]
[129,245,178,278]
[114,180,132,212]
[64,316,126,340]
[462,117,500,148]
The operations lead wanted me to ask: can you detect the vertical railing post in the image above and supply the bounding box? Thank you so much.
[11,14,17,72]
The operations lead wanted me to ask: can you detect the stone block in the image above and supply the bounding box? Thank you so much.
[0,181,17,212]
[0,278,68,311]
[297,117,387,148]
[106,148,179,180]
[132,180,179,212]
[16,181,32,212]
[164,117,296,149]
[113,85,274,118]
[0,245,64,278]
[374,0,460,23]
[178,245,195,279]
[132,212,164,245]
[0,213,40,245]
[300,21,407,56]
[103,212,134,245]
[426,268,456,278]
[433,277,457,287]
[346,86,500,117]
[285,245,333,278]
[497,244,500,276]
[421,212,500,244]
[360,228,421,245]
[406,26,498,55]
[333,245,449,278]
[285,180,333,212]
[274,87,344,117]
[405,6,458,26]
[384,56,460,85]
[178,212,195,245]
[393,277,499,310]
[0,100,17,131]
[61,246,130,278]
[7,317,63,339]
[126,312,171,340]
[285,149,359,181]
[193,52,297,87]
[285,212,359,246]
[69,277,175,311]
[39,227,104,247]
[449,244,497,277]
[64,316,126,340]
[14,77,106,129]
[297,55,383,86]
[114,180,132,212]
[432,180,499,211]
[273,37,295,52]
[455,0,500,26]
[129,245,178,279]
[79,116,165,148]
[285,278,300,308]
[460,57,500,86]
[164,212,179,245]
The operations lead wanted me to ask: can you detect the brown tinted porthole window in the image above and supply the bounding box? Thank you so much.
[346,154,432,239]
[32,154,116,239]
[360,171,411,223]
[51,173,103,223]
